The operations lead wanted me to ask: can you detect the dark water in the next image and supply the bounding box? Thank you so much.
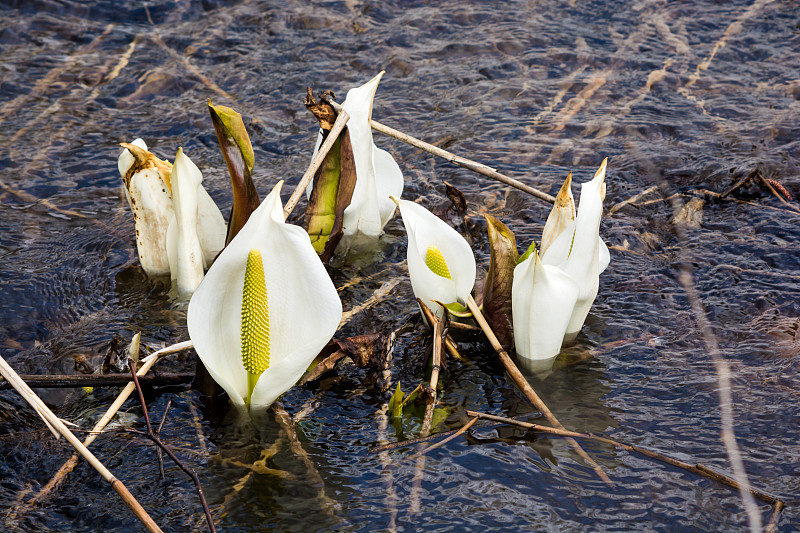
[1,0,799,531]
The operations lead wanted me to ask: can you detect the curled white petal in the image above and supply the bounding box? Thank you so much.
[540,172,575,258]
[512,252,579,361]
[395,198,476,317]
[187,182,342,412]
[167,148,206,297]
[117,138,148,178]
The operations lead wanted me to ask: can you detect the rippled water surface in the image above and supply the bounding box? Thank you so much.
[1,0,799,531]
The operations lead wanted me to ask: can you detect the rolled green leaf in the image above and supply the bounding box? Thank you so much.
[208,101,260,245]
[304,92,357,262]
[482,214,518,352]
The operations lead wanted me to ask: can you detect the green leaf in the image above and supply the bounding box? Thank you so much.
[441,301,472,318]
[208,101,260,245]
[303,91,357,262]
[517,241,536,264]
[482,214,518,352]
[388,382,404,419]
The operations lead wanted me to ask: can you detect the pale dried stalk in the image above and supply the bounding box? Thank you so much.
[0,354,163,533]
[325,100,555,204]
[465,295,612,485]
[410,316,445,516]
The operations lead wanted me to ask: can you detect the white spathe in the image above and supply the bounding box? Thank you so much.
[118,138,173,276]
[394,197,476,319]
[512,251,579,363]
[540,159,609,341]
[308,72,404,245]
[119,141,226,286]
[166,148,209,297]
[187,182,342,414]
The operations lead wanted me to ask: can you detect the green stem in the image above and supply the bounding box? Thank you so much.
[246,371,259,407]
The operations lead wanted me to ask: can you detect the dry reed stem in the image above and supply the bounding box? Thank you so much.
[0,372,193,390]
[465,295,613,485]
[0,354,163,533]
[339,278,403,327]
[409,312,445,516]
[677,242,762,533]
[466,410,783,508]
[765,499,785,533]
[607,185,660,215]
[325,100,555,204]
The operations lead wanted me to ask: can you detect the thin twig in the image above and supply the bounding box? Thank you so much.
[465,295,613,485]
[0,372,193,390]
[129,364,216,533]
[155,399,172,481]
[765,499,785,533]
[393,417,479,468]
[283,108,350,218]
[675,232,762,531]
[326,100,555,204]
[719,169,757,200]
[0,354,163,533]
[370,419,504,454]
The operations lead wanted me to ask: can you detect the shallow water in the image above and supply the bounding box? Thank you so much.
[1,0,799,531]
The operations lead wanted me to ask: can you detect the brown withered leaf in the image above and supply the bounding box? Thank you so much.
[300,333,385,385]
[482,214,518,352]
[304,88,337,130]
[433,181,468,231]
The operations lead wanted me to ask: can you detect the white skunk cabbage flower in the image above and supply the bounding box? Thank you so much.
[512,250,579,365]
[309,72,404,245]
[540,159,609,341]
[187,182,342,415]
[118,138,173,276]
[166,148,226,297]
[393,197,476,319]
[118,141,225,288]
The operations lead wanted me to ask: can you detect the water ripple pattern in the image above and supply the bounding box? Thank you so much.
[0,0,798,531]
